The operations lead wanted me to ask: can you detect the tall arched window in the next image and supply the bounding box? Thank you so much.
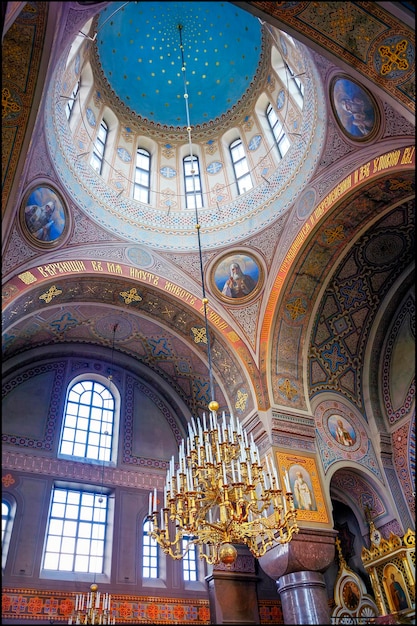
[133,148,151,203]
[65,80,80,121]
[90,119,108,175]
[59,380,115,462]
[285,62,304,109]
[266,103,290,160]
[229,139,253,195]
[142,519,158,578]
[2,498,16,569]
[183,155,203,209]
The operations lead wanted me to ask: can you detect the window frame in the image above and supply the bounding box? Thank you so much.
[90,118,108,175]
[2,497,16,570]
[266,103,290,160]
[142,518,159,579]
[65,80,80,121]
[229,138,253,195]
[133,147,151,203]
[182,536,198,582]
[40,483,113,583]
[183,154,203,209]
[58,373,120,466]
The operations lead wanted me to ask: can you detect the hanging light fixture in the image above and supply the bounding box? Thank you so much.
[68,325,118,625]
[147,23,298,567]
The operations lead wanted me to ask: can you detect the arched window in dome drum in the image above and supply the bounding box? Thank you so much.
[90,119,108,175]
[183,155,203,209]
[230,138,253,195]
[133,148,151,203]
[266,103,290,160]
[65,80,80,121]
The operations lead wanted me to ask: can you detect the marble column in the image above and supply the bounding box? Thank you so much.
[205,545,260,624]
[259,528,338,625]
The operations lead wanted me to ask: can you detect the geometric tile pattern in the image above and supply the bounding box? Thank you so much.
[272,170,415,412]
[309,200,414,410]
[1,589,210,624]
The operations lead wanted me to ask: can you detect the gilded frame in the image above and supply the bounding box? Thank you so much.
[330,74,380,142]
[211,251,263,303]
[275,451,329,523]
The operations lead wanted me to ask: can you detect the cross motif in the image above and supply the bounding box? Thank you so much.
[191,326,207,344]
[119,288,142,304]
[378,39,409,75]
[39,285,63,303]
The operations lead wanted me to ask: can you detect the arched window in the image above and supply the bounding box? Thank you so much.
[183,155,203,209]
[2,498,15,569]
[90,119,108,175]
[133,148,151,203]
[229,139,253,195]
[42,486,109,573]
[182,537,198,581]
[285,61,304,108]
[142,519,158,578]
[59,379,115,462]
[2,501,10,543]
[65,80,80,121]
[266,103,290,160]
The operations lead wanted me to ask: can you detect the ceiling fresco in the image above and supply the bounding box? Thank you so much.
[94,1,264,127]
[1,1,415,534]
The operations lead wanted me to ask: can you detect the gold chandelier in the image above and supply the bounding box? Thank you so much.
[148,403,298,565]
[68,583,114,624]
[147,23,299,567]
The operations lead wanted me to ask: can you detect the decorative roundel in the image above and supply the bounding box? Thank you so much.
[296,188,316,219]
[160,166,176,179]
[211,250,264,303]
[363,232,405,266]
[125,247,153,268]
[206,161,223,175]
[86,108,96,126]
[373,35,415,80]
[315,401,368,459]
[95,315,133,341]
[277,89,285,109]
[117,147,131,162]
[248,135,262,150]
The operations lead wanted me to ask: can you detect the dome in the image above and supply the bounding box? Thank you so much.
[95,1,263,127]
[47,1,326,251]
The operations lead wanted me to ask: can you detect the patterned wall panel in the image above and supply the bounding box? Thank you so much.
[309,200,414,411]
[1,588,210,624]
[2,2,48,211]
[246,1,415,117]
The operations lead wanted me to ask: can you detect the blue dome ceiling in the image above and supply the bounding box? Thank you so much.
[95,1,263,126]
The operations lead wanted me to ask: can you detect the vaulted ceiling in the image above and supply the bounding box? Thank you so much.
[2,1,415,432]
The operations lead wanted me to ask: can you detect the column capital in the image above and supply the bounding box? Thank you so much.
[259,527,338,579]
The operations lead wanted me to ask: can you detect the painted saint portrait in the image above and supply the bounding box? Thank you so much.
[328,414,356,447]
[289,465,317,512]
[21,185,67,246]
[331,75,378,140]
[212,252,262,301]
[384,566,409,612]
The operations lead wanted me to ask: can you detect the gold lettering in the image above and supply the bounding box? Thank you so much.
[92,260,103,271]
[107,262,123,274]
[401,146,415,164]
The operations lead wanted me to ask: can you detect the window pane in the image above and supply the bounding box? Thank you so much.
[43,488,108,574]
[59,379,115,463]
